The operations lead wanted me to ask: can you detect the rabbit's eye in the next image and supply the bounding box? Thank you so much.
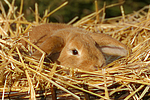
[72,49,78,55]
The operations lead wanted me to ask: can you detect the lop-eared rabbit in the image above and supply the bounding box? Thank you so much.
[22,23,129,71]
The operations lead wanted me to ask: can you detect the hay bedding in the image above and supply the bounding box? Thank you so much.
[0,0,150,99]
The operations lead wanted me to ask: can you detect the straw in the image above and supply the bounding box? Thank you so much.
[0,0,150,99]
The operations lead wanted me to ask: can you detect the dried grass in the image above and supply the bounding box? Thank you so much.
[0,0,150,100]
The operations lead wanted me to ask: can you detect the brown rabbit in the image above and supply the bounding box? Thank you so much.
[22,23,129,71]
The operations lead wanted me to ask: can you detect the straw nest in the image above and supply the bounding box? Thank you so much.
[0,0,150,100]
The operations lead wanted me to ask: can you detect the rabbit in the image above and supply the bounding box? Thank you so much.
[22,23,129,71]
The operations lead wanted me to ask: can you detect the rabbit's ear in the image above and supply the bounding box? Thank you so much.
[90,33,129,56]
[32,36,64,58]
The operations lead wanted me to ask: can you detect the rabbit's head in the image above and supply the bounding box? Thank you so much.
[23,23,129,72]
[57,31,106,71]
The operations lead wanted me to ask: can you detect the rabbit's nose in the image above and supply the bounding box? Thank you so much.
[92,63,105,71]
[93,65,99,71]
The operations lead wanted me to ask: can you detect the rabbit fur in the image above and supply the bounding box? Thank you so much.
[22,23,129,71]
